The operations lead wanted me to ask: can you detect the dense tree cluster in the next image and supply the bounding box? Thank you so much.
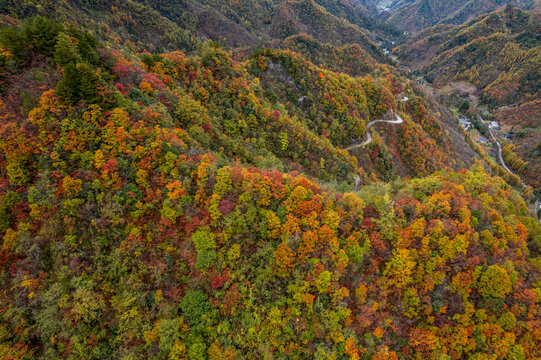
[0,14,540,360]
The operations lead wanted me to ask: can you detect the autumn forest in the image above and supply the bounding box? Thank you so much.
[0,1,540,359]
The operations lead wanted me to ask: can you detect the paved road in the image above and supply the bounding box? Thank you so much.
[480,116,514,175]
[344,113,404,150]
[491,131,514,175]
[479,117,538,222]
[347,98,408,190]
[479,116,527,189]
[353,174,361,191]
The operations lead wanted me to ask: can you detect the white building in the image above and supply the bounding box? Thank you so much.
[489,121,500,130]
[458,116,472,131]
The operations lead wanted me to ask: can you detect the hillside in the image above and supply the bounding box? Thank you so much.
[282,34,380,76]
[394,7,541,106]
[494,100,541,189]
[392,6,541,192]
[0,0,397,62]
[382,0,534,32]
[0,15,481,185]
[0,7,540,360]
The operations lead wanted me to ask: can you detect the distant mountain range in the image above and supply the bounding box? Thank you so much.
[394,6,540,106]
[1,0,399,56]
[380,0,537,32]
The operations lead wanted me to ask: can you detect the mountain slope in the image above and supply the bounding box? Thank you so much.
[0,9,540,360]
[0,0,199,52]
[1,26,540,358]
[392,6,541,193]
[384,0,533,32]
[0,0,392,71]
[394,7,541,106]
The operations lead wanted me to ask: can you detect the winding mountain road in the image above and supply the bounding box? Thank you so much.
[344,113,404,150]
[344,112,403,191]
[479,116,527,189]
[346,97,409,191]
[492,133,514,175]
[483,119,535,221]
[480,116,515,175]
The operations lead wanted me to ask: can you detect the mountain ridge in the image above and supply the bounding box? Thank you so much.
[383,0,535,32]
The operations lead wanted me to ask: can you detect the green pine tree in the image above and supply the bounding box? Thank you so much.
[0,27,26,63]
[54,32,80,67]
[56,62,80,103]
[23,16,62,57]
[78,62,98,103]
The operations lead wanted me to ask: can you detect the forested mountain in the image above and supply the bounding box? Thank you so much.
[393,6,541,191]
[0,2,540,360]
[0,0,399,58]
[382,0,536,32]
[394,6,540,106]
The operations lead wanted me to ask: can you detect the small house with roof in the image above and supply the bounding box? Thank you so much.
[458,116,472,131]
[489,121,500,130]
